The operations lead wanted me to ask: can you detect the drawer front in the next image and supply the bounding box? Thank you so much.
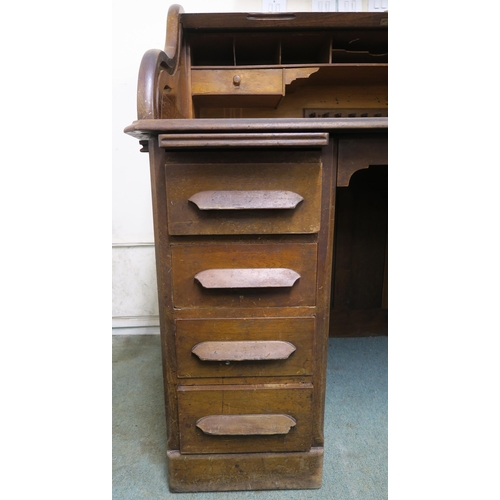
[177,385,313,454]
[171,243,317,309]
[176,317,315,378]
[191,69,283,96]
[165,161,322,235]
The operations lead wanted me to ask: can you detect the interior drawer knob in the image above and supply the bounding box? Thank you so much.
[233,75,241,86]
[196,414,297,436]
[194,268,301,289]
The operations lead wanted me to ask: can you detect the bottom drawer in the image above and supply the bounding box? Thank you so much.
[178,384,313,454]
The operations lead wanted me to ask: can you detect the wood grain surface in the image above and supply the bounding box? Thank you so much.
[177,384,313,454]
[194,268,300,289]
[128,6,389,492]
[337,136,388,186]
[191,340,297,361]
[196,414,296,435]
[167,447,324,492]
[165,151,322,235]
[191,68,283,95]
[176,317,314,379]
[188,190,304,210]
[171,242,317,308]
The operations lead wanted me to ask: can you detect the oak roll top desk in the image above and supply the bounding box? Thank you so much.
[124,4,388,493]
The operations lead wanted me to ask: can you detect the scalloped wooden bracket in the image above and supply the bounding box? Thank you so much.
[337,137,388,186]
[194,268,301,289]
[283,67,320,86]
[196,414,297,436]
[192,341,297,362]
[189,190,304,210]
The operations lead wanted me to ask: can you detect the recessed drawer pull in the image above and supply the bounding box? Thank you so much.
[191,340,296,362]
[196,414,296,436]
[188,190,304,210]
[194,268,300,289]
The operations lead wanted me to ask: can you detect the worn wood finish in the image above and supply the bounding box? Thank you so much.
[199,86,388,119]
[192,68,283,96]
[146,139,180,450]
[171,242,317,308]
[180,11,388,30]
[173,305,316,320]
[177,384,313,454]
[199,81,387,119]
[125,6,388,492]
[337,136,388,186]
[165,152,322,235]
[191,67,327,109]
[167,447,324,492]
[176,317,314,379]
[189,190,304,210]
[189,38,284,107]
[311,140,336,447]
[178,375,314,387]
[124,117,388,140]
[135,5,192,123]
[163,4,184,73]
[137,49,173,120]
[191,341,296,362]
[159,132,328,148]
[194,268,301,289]
[283,67,321,85]
[196,414,296,435]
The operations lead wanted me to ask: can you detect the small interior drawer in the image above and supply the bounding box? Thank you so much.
[171,242,318,309]
[177,384,313,454]
[191,68,283,96]
[176,317,315,379]
[165,157,322,235]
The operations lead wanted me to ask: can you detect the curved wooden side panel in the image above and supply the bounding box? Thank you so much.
[137,5,185,121]
[164,4,184,73]
[137,49,171,120]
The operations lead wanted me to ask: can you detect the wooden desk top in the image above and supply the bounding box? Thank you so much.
[124,117,388,141]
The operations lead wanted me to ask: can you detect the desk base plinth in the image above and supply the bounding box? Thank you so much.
[167,447,324,492]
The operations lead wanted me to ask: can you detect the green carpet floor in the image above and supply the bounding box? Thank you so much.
[113,335,387,499]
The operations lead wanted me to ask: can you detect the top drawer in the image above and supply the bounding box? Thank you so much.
[191,68,284,108]
[192,69,283,96]
[165,150,322,235]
